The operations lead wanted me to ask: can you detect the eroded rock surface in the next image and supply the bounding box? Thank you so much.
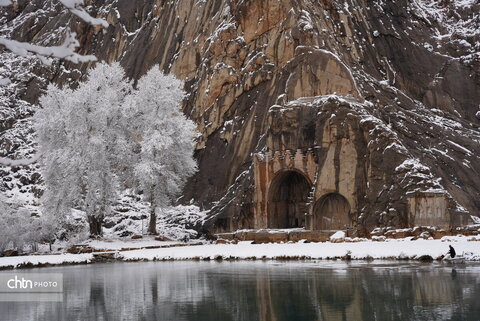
[0,0,479,233]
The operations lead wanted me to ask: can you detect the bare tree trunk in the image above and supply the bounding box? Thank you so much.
[148,206,157,235]
[148,187,157,235]
[88,215,104,238]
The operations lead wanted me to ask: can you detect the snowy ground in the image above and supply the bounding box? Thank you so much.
[1,236,480,269]
[0,253,93,269]
[120,237,480,261]
[83,237,182,251]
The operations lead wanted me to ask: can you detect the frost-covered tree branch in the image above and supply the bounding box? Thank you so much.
[0,0,108,27]
[0,0,108,65]
[58,0,108,28]
[0,153,41,166]
[0,32,97,66]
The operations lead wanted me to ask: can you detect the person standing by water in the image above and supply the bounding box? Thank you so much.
[449,245,456,258]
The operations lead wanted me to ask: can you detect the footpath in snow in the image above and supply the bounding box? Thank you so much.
[1,235,479,269]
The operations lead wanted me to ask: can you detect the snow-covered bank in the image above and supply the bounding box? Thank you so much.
[2,236,480,269]
[120,237,480,261]
[0,253,93,269]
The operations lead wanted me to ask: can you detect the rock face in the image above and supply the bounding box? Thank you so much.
[1,0,479,234]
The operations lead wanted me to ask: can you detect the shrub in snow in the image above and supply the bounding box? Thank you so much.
[0,197,44,254]
[417,255,433,263]
[54,209,90,243]
[343,250,352,260]
[122,67,197,235]
[156,205,208,241]
[36,62,131,237]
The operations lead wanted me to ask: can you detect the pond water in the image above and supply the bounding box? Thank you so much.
[2,261,480,321]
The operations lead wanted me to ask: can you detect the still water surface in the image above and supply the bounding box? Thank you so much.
[2,261,480,321]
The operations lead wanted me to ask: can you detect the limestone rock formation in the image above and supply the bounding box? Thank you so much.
[0,0,479,234]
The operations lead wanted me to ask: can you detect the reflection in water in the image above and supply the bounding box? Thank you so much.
[2,261,480,321]
[451,268,457,280]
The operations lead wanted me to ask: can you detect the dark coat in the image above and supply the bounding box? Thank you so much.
[449,246,456,258]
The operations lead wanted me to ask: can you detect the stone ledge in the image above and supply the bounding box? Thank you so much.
[215,229,349,243]
[370,226,480,239]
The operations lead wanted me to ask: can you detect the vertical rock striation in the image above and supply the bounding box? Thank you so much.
[0,0,479,233]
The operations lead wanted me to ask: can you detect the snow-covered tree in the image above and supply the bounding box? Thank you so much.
[35,63,197,238]
[123,67,198,235]
[35,62,130,237]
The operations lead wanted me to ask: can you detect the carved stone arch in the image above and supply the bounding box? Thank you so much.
[267,169,312,228]
[313,193,352,230]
